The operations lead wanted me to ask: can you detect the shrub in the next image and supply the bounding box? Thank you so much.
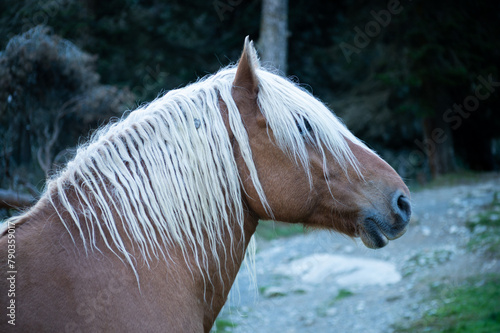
[0,26,133,208]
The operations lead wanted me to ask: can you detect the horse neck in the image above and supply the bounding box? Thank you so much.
[199,207,259,329]
[6,185,258,331]
[51,187,258,328]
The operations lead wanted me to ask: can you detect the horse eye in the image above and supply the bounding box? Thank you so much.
[296,118,313,135]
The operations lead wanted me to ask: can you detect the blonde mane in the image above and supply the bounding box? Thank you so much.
[2,58,369,285]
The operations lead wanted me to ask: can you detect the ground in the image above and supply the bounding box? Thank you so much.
[214,172,500,332]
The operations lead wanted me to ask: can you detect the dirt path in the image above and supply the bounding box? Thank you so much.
[215,173,500,332]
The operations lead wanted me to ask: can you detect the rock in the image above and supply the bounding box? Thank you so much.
[343,245,355,253]
[356,301,366,312]
[262,286,288,298]
[325,307,338,316]
[421,226,431,236]
[274,253,401,288]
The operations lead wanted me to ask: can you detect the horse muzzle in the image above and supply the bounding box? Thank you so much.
[358,190,412,249]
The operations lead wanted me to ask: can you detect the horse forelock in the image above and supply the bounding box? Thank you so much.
[7,63,370,288]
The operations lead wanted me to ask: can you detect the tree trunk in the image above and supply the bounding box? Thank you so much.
[258,0,288,73]
[421,116,456,177]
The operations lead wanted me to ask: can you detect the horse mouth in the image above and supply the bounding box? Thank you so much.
[358,217,408,249]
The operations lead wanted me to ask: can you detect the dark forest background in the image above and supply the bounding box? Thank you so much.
[0,0,499,216]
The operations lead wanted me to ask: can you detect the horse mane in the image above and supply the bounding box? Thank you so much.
[1,60,368,286]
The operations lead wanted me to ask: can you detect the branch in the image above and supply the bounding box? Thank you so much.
[37,96,81,175]
[0,189,36,210]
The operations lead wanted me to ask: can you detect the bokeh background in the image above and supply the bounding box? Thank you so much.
[0,0,499,214]
[1,2,500,332]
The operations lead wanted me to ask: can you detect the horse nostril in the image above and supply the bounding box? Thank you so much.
[395,194,411,221]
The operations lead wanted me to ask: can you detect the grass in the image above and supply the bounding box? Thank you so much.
[395,191,500,332]
[211,319,237,332]
[465,191,500,258]
[255,220,305,240]
[335,288,355,301]
[316,288,355,317]
[402,249,454,277]
[393,274,500,333]
[258,285,288,298]
[410,170,483,192]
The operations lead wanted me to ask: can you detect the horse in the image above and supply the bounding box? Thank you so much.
[0,37,411,332]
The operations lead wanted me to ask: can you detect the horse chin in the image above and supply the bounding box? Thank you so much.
[358,218,390,249]
[357,214,410,249]
[359,227,389,249]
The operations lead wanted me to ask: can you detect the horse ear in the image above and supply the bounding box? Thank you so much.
[233,36,260,95]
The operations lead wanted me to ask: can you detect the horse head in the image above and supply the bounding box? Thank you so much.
[231,37,411,249]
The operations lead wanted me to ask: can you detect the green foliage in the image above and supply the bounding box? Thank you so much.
[335,288,354,301]
[258,285,288,298]
[396,193,500,332]
[316,288,354,317]
[402,249,454,277]
[466,192,500,257]
[394,274,500,333]
[412,170,482,191]
[0,0,262,103]
[255,220,305,240]
[0,0,498,196]
[0,26,133,201]
[211,318,237,332]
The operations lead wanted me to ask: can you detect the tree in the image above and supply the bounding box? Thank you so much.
[258,0,289,73]
[0,26,133,214]
[386,0,500,176]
